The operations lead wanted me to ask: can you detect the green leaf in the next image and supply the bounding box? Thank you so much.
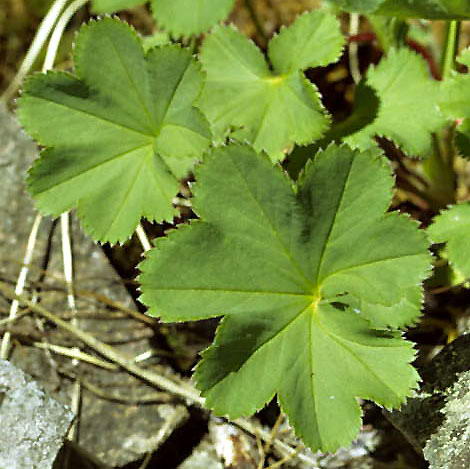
[92,0,144,13]
[439,48,470,157]
[198,10,344,160]
[142,31,171,52]
[375,0,470,19]
[428,203,470,279]
[139,143,430,451]
[440,47,470,120]
[151,0,236,37]
[18,18,211,243]
[328,0,382,13]
[345,48,445,157]
[328,0,470,19]
[268,10,346,74]
[457,47,470,68]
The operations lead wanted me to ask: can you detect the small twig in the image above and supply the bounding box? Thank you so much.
[429,285,454,294]
[265,446,302,469]
[0,282,203,404]
[234,418,318,467]
[61,213,77,314]
[68,380,81,441]
[0,309,31,326]
[0,214,42,359]
[83,381,172,404]
[59,370,173,404]
[138,452,153,469]
[134,349,156,363]
[255,433,265,469]
[136,223,152,252]
[32,341,118,370]
[263,413,284,459]
[348,14,361,84]
[9,268,157,326]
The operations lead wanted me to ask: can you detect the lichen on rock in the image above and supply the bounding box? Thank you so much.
[424,370,470,469]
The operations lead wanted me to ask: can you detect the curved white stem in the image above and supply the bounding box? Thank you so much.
[1,0,69,102]
[47,0,90,321]
[0,214,42,359]
[61,213,77,313]
[349,13,361,84]
[136,223,152,252]
[43,0,89,71]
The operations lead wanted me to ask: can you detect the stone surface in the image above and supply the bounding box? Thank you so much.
[423,370,470,469]
[387,334,470,468]
[178,436,223,469]
[0,359,74,469]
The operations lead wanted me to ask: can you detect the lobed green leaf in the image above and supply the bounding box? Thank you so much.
[139,143,431,451]
[440,47,470,120]
[18,18,211,243]
[328,0,470,19]
[428,203,470,280]
[198,10,345,160]
[91,0,144,13]
[151,0,235,37]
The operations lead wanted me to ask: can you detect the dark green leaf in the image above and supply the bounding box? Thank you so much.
[19,19,211,243]
[139,143,431,451]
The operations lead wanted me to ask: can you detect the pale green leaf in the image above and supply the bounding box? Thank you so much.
[428,203,470,279]
[457,47,470,67]
[345,48,445,157]
[440,48,470,120]
[328,0,470,19]
[198,10,344,160]
[18,19,211,243]
[151,0,235,37]
[92,0,144,13]
[139,143,430,451]
[375,0,470,19]
[142,31,171,52]
[328,0,382,13]
[268,10,345,74]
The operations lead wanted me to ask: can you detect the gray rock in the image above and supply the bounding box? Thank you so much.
[386,334,470,468]
[178,436,223,469]
[423,370,470,469]
[0,359,74,469]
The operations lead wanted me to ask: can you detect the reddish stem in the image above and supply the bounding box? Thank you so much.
[406,39,441,80]
[348,32,376,43]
